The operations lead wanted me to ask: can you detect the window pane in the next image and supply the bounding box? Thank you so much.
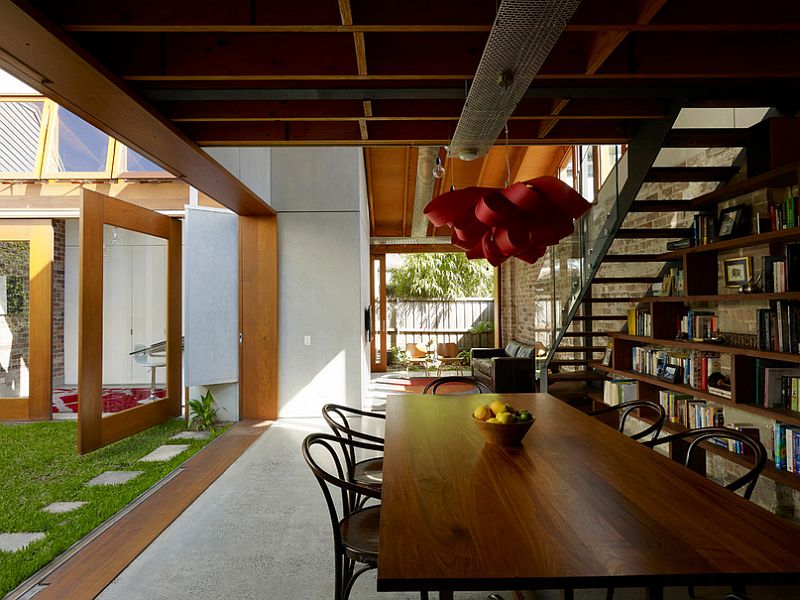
[45,107,110,173]
[0,101,44,175]
[0,241,30,398]
[118,146,172,177]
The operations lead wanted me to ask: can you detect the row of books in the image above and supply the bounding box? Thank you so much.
[754,359,800,410]
[652,267,684,297]
[631,346,721,391]
[761,244,800,293]
[774,422,800,472]
[769,195,800,231]
[602,379,637,406]
[756,301,800,353]
[691,214,715,247]
[680,310,717,340]
[627,308,651,337]
[658,390,722,428]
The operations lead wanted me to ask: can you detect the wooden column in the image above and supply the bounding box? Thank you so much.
[239,215,278,420]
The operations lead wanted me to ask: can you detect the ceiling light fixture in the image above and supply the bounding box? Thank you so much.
[432,155,446,179]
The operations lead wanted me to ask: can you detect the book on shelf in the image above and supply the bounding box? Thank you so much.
[680,310,716,341]
[769,194,800,232]
[632,346,720,391]
[762,255,785,293]
[757,301,800,352]
[785,426,800,474]
[762,367,800,409]
[603,379,637,406]
[708,385,732,399]
[691,214,715,247]
[628,308,651,336]
[666,239,691,251]
[730,424,761,457]
[786,243,800,292]
[660,267,684,297]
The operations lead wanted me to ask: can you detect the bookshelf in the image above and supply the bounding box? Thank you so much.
[592,162,800,487]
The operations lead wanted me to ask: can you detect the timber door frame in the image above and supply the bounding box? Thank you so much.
[370,254,387,372]
[78,189,181,454]
[0,220,53,421]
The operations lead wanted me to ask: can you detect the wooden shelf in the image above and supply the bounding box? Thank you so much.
[624,408,800,493]
[608,332,800,364]
[632,292,800,303]
[690,160,800,208]
[591,363,800,427]
[659,226,800,260]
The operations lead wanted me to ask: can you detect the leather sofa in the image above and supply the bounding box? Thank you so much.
[470,340,542,393]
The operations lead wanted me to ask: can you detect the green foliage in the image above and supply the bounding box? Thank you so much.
[189,390,220,432]
[468,320,494,334]
[387,253,493,300]
[0,419,226,597]
[457,349,471,366]
[387,346,402,366]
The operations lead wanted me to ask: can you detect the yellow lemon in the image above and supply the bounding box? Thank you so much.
[473,405,493,421]
[496,412,515,425]
[490,400,513,416]
[486,417,500,424]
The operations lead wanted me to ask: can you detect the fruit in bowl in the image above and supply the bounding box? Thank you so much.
[472,402,535,445]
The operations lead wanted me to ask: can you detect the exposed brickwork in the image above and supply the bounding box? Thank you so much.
[52,219,65,386]
[0,240,30,397]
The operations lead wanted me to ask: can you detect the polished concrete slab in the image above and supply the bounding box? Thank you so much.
[138,444,189,462]
[0,533,45,553]
[95,418,800,600]
[85,471,142,486]
[42,501,86,514]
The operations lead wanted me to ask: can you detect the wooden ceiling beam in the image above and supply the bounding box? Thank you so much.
[60,23,800,33]
[0,0,272,216]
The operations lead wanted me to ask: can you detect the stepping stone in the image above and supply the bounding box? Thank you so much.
[0,532,45,552]
[170,431,210,440]
[42,501,86,514]
[85,471,142,487]
[138,444,188,462]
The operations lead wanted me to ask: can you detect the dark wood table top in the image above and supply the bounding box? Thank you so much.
[377,393,800,592]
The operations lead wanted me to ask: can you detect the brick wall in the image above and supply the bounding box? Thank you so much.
[52,219,65,386]
[0,240,30,397]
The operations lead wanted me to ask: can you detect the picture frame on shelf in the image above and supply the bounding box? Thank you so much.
[723,256,753,288]
[716,204,749,239]
[659,364,681,384]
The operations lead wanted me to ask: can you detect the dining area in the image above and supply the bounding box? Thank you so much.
[303,379,800,600]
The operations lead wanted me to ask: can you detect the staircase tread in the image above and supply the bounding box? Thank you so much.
[616,228,693,239]
[549,371,607,381]
[604,254,675,263]
[629,200,696,213]
[663,128,749,148]
[593,277,660,283]
[645,166,740,182]
[572,315,627,320]
[584,297,636,303]
[562,332,611,337]
[553,346,606,352]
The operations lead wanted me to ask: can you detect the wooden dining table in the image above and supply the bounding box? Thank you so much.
[376,393,800,599]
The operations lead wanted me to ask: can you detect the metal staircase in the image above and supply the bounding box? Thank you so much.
[539,107,756,400]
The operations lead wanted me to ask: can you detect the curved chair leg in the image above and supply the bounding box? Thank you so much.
[688,585,696,598]
[420,592,429,600]
[341,563,376,600]
[605,587,615,600]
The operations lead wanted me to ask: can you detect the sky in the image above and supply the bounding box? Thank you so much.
[0,68,38,94]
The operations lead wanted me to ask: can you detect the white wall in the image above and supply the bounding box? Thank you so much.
[270,147,369,416]
[200,145,371,417]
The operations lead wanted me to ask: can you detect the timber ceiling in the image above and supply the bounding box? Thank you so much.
[6,0,800,235]
[19,0,800,147]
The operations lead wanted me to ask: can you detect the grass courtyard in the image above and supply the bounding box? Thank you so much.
[0,418,226,597]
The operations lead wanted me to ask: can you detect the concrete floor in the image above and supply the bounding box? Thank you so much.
[95,418,800,600]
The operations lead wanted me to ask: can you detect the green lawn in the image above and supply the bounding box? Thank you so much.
[0,418,226,597]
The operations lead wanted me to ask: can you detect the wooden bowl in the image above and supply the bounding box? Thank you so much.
[472,416,535,446]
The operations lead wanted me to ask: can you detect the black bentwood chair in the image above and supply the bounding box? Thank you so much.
[302,433,429,600]
[422,375,492,395]
[647,427,767,600]
[322,404,385,490]
[588,400,666,442]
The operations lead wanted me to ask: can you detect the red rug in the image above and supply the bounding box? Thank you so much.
[52,387,167,414]
[370,376,478,395]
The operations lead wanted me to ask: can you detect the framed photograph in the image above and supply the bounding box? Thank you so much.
[660,364,681,384]
[601,347,612,367]
[723,256,753,288]
[716,204,748,240]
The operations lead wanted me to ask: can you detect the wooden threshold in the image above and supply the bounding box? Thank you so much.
[27,421,271,600]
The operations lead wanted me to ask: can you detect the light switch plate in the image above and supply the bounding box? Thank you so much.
[304,335,312,346]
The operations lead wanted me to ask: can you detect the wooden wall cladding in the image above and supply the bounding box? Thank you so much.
[78,189,182,454]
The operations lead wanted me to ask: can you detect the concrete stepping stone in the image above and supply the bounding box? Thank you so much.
[0,532,45,552]
[85,471,142,487]
[170,431,210,440]
[42,501,86,514]
[139,444,188,462]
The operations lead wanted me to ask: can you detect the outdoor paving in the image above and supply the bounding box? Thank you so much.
[85,471,142,487]
[0,532,45,552]
[138,444,188,462]
[170,431,210,440]
[42,501,86,514]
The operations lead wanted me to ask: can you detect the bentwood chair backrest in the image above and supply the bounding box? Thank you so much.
[422,375,492,395]
[588,400,666,442]
[645,427,767,499]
